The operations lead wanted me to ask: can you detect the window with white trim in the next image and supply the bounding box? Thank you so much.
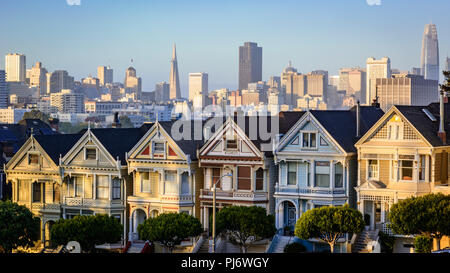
[368,160,379,180]
[96,175,109,199]
[164,171,177,194]
[335,163,343,188]
[28,154,38,165]
[399,160,413,181]
[315,161,330,187]
[153,142,165,154]
[418,155,426,181]
[287,162,297,185]
[302,132,317,148]
[141,173,151,193]
[112,178,121,199]
[85,148,97,160]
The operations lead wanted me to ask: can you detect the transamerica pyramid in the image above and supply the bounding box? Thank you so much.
[169,43,181,99]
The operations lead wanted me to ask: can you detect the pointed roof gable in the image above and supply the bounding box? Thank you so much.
[33,134,83,165]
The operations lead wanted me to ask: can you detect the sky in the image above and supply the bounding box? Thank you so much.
[0,0,449,96]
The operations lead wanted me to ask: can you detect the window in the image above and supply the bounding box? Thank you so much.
[307,163,311,187]
[74,177,83,197]
[112,178,121,199]
[315,161,330,187]
[153,142,165,153]
[181,173,189,194]
[225,138,238,150]
[255,168,264,191]
[53,184,60,203]
[19,180,28,201]
[387,123,402,140]
[85,148,97,160]
[287,162,297,185]
[96,175,109,199]
[368,160,378,180]
[212,168,221,188]
[141,173,151,193]
[237,166,251,190]
[335,163,343,188]
[302,132,317,148]
[32,182,42,203]
[28,154,38,165]
[419,155,426,181]
[399,160,413,181]
[164,171,177,194]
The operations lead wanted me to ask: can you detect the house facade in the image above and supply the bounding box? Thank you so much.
[354,102,450,252]
[198,116,282,230]
[274,106,384,231]
[126,120,204,241]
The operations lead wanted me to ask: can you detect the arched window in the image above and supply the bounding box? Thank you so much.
[255,168,264,191]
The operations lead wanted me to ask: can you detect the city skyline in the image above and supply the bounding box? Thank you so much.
[0,0,449,96]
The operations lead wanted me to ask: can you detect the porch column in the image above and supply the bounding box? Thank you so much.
[330,160,335,190]
[203,207,209,230]
[41,220,45,246]
[108,175,112,201]
[425,155,430,182]
[128,210,133,242]
[93,174,96,199]
[381,202,385,223]
[279,203,284,229]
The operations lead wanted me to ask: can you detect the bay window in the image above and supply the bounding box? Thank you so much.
[141,172,151,193]
[399,160,413,181]
[212,168,221,188]
[255,168,264,191]
[237,166,251,190]
[335,163,343,188]
[164,171,177,194]
[368,160,378,180]
[112,178,121,199]
[96,175,109,199]
[315,161,330,187]
[287,162,297,185]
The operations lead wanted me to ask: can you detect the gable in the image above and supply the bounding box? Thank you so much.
[129,123,187,161]
[6,138,58,173]
[62,131,117,168]
[199,119,262,159]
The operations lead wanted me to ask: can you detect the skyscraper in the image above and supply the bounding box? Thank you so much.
[445,56,450,72]
[97,66,113,85]
[420,23,439,82]
[46,70,75,94]
[366,57,391,105]
[0,70,8,108]
[189,72,208,101]
[169,43,181,99]
[27,62,48,95]
[5,53,26,82]
[124,67,142,99]
[239,42,262,90]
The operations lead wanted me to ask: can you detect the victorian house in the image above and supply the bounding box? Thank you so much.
[198,115,285,231]
[273,106,384,232]
[126,120,205,241]
[4,133,81,245]
[354,101,450,252]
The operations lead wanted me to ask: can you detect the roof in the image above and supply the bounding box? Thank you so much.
[395,102,450,147]
[34,134,83,165]
[310,106,385,153]
[79,124,153,164]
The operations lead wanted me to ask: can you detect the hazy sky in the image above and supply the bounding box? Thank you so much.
[0,0,449,96]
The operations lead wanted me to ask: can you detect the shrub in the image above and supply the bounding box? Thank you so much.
[414,235,433,253]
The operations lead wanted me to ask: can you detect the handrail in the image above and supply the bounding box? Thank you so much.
[191,235,205,253]
[266,228,283,253]
[122,241,131,253]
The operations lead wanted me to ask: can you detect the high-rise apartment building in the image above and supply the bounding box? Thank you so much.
[339,68,366,102]
[124,67,142,100]
[155,81,170,103]
[445,57,450,72]
[281,63,306,106]
[375,74,438,111]
[5,53,26,82]
[50,89,84,113]
[307,70,328,102]
[238,42,262,90]
[169,44,181,99]
[189,73,208,101]
[98,66,113,86]
[420,23,439,82]
[0,70,8,108]
[27,62,48,95]
[46,70,75,94]
[366,57,391,105]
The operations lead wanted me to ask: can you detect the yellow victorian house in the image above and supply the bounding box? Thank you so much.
[355,100,450,252]
[4,133,81,246]
[126,120,205,242]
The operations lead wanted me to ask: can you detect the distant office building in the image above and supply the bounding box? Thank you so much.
[375,74,438,111]
[155,81,170,103]
[82,76,100,89]
[85,101,123,115]
[0,107,30,123]
[124,67,142,99]
[329,75,339,88]
[307,71,328,101]
[339,68,366,102]
[189,73,208,101]
[239,42,262,90]
[169,44,181,99]
[47,70,74,94]
[281,63,306,106]
[410,67,421,75]
[50,89,84,113]
[445,57,450,72]
[5,53,26,82]
[366,57,391,105]
[97,66,113,85]
[268,76,281,89]
[420,23,439,82]
[0,70,7,108]
[27,62,48,95]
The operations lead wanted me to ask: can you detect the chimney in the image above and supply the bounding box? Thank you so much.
[356,100,361,137]
[438,91,446,144]
[112,112,121,128]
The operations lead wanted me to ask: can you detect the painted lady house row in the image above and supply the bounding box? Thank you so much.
[5,101,450,252]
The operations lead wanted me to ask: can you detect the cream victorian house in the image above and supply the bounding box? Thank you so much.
[355,101,450,252]
[4,133,81,246]
[126,120,205,241]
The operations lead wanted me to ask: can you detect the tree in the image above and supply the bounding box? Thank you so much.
[388,193,450,250]
[50,214,122,253]
[294,204,364,253]
[440,70,450,94]
[0,201,40,253]
[138,212,203,253]
[215,206,276,253]
[414,235,433,253]
[22,110,50,124]
[119,115,134,128]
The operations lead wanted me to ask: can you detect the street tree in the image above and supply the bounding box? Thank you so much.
[0,201,40,253]
[294,204,365,253]
[389,193,450,250]
[215,206,276,253]
[138,212,203,253]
